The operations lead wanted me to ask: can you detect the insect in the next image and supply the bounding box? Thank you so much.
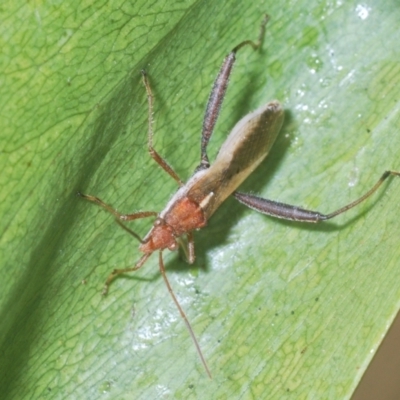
[79,15,399,377]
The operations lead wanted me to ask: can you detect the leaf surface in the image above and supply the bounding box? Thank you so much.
[1,1,400,399]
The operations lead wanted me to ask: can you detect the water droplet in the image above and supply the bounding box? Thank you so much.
[356,4,371,20]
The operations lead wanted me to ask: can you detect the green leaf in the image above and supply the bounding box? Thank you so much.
[1,1,400,398]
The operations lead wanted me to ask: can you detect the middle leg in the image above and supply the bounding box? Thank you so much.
[141,71,184,186]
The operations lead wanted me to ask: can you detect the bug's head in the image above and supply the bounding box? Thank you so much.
[139,218,178,253]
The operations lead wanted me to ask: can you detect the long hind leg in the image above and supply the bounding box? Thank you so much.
[198,14,269,170]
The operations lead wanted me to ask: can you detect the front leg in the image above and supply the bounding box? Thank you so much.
[102,253,151,295]
[177,232,196,264]
[187,232,195,264]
